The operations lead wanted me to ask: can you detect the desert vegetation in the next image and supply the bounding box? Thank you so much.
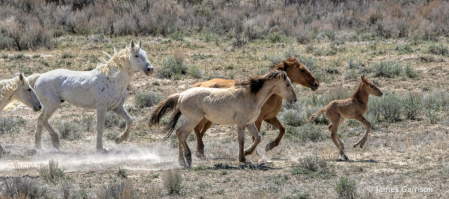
[1,0,449,198]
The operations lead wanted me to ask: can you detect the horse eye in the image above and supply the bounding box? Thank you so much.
[27,88,32,91]
[135,55,138,58]
[287,84,290,87]
[370,85,374,88]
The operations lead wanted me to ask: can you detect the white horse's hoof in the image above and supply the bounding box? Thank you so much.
[97,147,109,153]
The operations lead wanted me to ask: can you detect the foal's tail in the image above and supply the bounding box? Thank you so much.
[308,108,326,121]
[3,73,41,111]
[148,93,181,128]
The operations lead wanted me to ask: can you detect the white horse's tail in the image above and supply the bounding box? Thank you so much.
[2,73,41,111]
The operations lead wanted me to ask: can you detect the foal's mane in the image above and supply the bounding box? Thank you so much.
[235,70,285,95]
[96,45,139,76]
[0,76,21,99]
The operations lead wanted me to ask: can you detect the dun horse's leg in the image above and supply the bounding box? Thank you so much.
[194,119,211,158]
[177,134,185,167]
[236,125,246,163]
[243,123,262,157]
[37,104,60,149]
[113,106,133,144]
[353,116,371,148]
[264,117,286,152]
[176,120,200,168]
[96,107,107,152]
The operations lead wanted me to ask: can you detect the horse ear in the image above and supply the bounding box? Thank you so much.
[19,73,24,82]
[361,75,368,83]
[139,40,142,48]
[130,40,135,50]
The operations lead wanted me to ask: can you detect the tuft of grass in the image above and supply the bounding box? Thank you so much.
[117,167,128,178]
[292,156,333,179]
[402,93,422,120]
[39,160,65,183]
[2,176,48,198]
[280,109,306,127]
[96,180,138,199]
[404,64,420,79]
[335,177,357,199]
[373,61,402,78]
[298,123,326,143]
[57,121,83,140]
[395,44,413,54]
[159,56,188,78]
[104,113,126,129]
[0,116,27,134]
[134,92,163,109]
[188,65,204,79]
[32,54,41,58]
[61,53,74,59]
[267,32,289,43]
[427,43,448,56]
[163,168,183,195]
[369,93,402,123]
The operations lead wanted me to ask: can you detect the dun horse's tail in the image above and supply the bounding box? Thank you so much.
[162,108,182,141]
[148,93,181,128]
[308,108,326,121]
[2,73,41,111]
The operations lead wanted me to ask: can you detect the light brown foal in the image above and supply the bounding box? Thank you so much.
[192,57,319,157]
[308,76,383,160]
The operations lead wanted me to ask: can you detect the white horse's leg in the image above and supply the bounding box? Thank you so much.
[243,123,262,157]
[0,143,4,159]
[96,107,108,152]
[112,106,133,144]
[36,102,60,149]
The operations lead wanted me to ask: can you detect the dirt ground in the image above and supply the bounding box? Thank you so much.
[1,35,449,198]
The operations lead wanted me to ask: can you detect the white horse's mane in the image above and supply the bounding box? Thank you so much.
[0,76,20,99]
[96,45,138,76]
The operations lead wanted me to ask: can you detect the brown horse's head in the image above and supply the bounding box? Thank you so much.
[275,57,319,91]
[361,76,383,97]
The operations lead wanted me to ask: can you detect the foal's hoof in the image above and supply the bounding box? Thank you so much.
[342,154,349,161]
[353,143,359,148]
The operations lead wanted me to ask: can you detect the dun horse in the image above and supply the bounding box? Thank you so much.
[308,76,383,160]
[192,57,319,157]
[33,40,154,151]
[148,71,297,167]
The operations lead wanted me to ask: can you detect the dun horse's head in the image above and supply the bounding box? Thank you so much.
[129,40,154,76]
[361,76,383,97]
[276,58,319,91]
[272,71,297,104]
[14,74,42,111]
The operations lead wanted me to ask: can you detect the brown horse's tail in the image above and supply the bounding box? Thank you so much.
[148,93,181,128]
[162,108,182,141]
[308,108,326,122]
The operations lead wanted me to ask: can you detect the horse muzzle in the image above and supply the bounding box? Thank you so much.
[145,65,154,76]
[310,81,319,91]
[289,97,298,104]
[33,105,42,112]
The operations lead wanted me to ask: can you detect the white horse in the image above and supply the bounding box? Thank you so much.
[33,40,154,151]
[1,73,42,158]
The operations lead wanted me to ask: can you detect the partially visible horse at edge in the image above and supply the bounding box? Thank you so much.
[192,57,319,158]
[33,40,154,152]
[1,73,42,158]
[148,71,297,168]
[308,76,383,160]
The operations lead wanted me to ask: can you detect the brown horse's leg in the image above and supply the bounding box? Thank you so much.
[264,117,285,152]
[194,118,211,158]
[237,125,246,163]
[329,121,348,160]
[353,115,371,148]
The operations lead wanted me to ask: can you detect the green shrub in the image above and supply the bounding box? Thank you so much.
[134,92,163,109]
[402,93,422,120]
[267,32,289,43]
[164,168,183,195]
[188,66,204,78]
[292,156,333,179]
[404,65,420,79]
[395,44,413,54]
[426,109,440,124]
[159,56,188,78]
[335,177,357,199]
[0,116,27,134]
[369,93,402,123]
[428,44,448,56]
[373,61,402,78]
[57,121,83,140]
[169,31,185,41]
[347,58,364,69]
[280,109,306,127]
[39,160,65,183]
[298,123,326,142]
[105,113,126,129]
[97,180,138,199]
[2,176,48,198]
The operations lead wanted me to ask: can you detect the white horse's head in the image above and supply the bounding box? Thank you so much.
[129,40,154,76]
[14,74,42,111]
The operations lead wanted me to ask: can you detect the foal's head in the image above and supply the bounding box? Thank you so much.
[361,76,383,97]
[128,40,154,76]
[275,57,319,91]
[13,74,41,111]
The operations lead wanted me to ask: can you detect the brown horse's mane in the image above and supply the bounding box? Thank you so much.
[274,57,300,71]
[235,70,285,95]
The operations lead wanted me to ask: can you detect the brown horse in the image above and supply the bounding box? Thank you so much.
[192,57,319,157]
[148,71,297,167]
[308,76,383,160]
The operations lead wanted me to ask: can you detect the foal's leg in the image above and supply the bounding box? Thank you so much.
[36,103,60,149]
[264,117,286,152]
[113,106,133,144]
[177,118,202,168]
[96,107,108,152]
[243,123,262,157]
[353,115,371,148]
[194,119,211,158]
[329,120,348,160]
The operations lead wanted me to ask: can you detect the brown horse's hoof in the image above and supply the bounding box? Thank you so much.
[195,151,205,159]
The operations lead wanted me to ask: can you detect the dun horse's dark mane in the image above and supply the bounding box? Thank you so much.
[235,70,285,95]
